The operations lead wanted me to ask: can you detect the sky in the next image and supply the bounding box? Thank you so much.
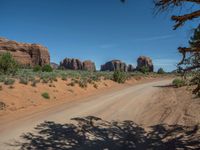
[0,0,199,71]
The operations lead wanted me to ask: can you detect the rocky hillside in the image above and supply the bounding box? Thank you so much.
[50,62,59,69]
[0,37,50,66]
[101,60,128,72]
[60,58,96,71]
[136,56,154,72]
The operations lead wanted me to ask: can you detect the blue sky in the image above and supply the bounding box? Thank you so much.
[0,0,199,71]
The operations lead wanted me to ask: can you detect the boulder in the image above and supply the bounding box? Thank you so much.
[101,60,127,72]
[0,37,50,66]
[83,60,96,71]
[127,64,134,72]
[136,56,154,72]
[60,58,82,70]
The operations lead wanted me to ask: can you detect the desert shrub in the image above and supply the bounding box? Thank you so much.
[49,74,57,82]
[9,85,14,89]
[31,79,40,87]
[157,68,165,74]
[42,64,53,72]
[61,76,67,80]
[42,78,49,83]
[41,92,50,99]
[0,76,6,82]
[33,65,41,72]
[113,71,127,83]
[67,82,75,87]
[0,101,6,110]
[93,83,98,89]
[61,74,67,80]
[140,66,149,74]
[4,78,15,85]
[19,77,28,85]
[0,52,18,75]
[78,79,88,88]
[172,78,185,88]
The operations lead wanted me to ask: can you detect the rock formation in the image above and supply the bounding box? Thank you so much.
[60,58,96,71]
[60,58,82,70]
[0,37,50,66]
[127,64,134,72]
[136,56,154,72]
[101,60,127,72]
[50,62,59,69]
[83,60,96,71]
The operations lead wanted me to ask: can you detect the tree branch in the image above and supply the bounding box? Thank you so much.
[178,47,200,65]
[172,10,200,29]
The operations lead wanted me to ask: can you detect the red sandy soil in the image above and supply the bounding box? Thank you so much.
[0,76,162,119]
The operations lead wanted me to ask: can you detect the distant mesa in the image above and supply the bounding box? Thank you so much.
[0,37,50,67]
[127,64,135,72]
[0,37,154,72]
[101,60,128,72]
[136,56,154,72]
[83,60,96,71]
[60,58,96,71]
[50,62,59,69]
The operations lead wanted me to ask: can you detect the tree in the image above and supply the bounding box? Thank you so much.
[0,52,18,75]
[154,0,200,30]
[179,25,200,95]
[42,64,53,72]
[157,68,165,74]
[153,0,200,95]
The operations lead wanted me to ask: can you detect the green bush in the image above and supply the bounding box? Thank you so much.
[172,78,185,88]
[41,92,50,99]
[31,79,40,87]
[0,76,6,82]
[140,66,149,74]
[19,77,28,85]
[0,52,18,75]
[33,65,41,72]
[42,64,53,72]
[113,71,127,83]
[157,68,165,74]
[78,79,88,88]
[4,78,15,85]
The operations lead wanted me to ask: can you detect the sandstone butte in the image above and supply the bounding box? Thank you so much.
[0,37,50,67]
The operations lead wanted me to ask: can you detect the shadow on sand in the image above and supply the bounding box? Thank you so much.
[9,116,200,150]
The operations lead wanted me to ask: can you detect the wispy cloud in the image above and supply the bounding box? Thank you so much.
[153,58,178,67]
[133,35,175,42]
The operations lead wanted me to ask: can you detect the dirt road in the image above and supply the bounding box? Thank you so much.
[0,79,188,149]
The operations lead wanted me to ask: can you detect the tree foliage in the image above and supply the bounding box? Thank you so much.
[0,52,18,75]
[153,0,200,96]
[113,71,127,83]
[157,68,165,74]
[42,64,53,72]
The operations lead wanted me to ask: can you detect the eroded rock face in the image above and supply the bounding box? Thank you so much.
[60,58,96,71]
[60,58,82,70]
[136,56,154,72]
[127,64,134,72]
[101,60,127,72]
[83,60,96,71]
[50,62,59,69]
[0,37,50,66]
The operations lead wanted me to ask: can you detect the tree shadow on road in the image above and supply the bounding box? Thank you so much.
[9,116,200,150]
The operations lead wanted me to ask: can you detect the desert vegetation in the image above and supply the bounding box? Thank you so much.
[0,52,168,90]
